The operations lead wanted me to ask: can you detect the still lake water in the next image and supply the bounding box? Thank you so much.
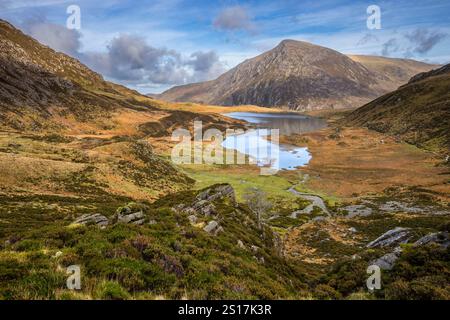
[222,112,327,171]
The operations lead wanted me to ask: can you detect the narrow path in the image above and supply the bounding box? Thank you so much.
[288,184,330,218]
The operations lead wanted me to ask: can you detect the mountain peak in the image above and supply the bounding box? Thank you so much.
[159,40,437,110]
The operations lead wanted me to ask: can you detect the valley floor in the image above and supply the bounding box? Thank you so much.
[0,106,448,300]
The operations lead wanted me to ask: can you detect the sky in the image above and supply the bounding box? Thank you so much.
[1,0,449,93]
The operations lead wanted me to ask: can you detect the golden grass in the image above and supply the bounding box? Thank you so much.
[283,127,450,201]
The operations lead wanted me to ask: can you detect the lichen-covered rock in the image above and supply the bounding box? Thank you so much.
[117,211,145,224]
[174,184,236,217]
[191,200,216,216]
[366,227,411,248]
[414,232,449,248]
[371,247,402,270]
[73,214,109,228]
[196,184,236,205]
[371,231,449,270]
[188,215,198,225]
[203,220,223,235]
[114,203,148,225]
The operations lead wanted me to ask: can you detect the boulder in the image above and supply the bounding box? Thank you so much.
[117,210,145,224]
[366,227,411,248]
[196,184,236,205]
[73,214,109,228]
[370,231,449,270]
[371,247,402,270]
[173,184,236,217]
[191,200,216,216]
[188,215,198,225]
[414,232,449,248]
[203,220,223,235]
[237,240,246,249]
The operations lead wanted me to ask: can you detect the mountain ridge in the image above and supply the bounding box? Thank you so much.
[344,63,450,152]
[158,40,439,110]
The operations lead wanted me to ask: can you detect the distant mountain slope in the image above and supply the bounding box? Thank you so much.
[344,64,450,152]
[348,55,440,91]
[159,40,437,111]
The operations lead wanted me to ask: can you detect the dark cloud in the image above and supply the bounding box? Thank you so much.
[405,28,447,54]
[188,51,219,72]
[22,16,82,56]
[213,5,255,33]
[381,38,400,56]
[92,34,185,84]
[19,17,226,87]
[84,35,225,85]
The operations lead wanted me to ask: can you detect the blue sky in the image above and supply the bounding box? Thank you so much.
[1,0,449,93]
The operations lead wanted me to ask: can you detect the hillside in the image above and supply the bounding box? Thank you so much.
[158,40,437,110]
[0,19,243,135]
[348,55,440,91]
[345,64,450,152]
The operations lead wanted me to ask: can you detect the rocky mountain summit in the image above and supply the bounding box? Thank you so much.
[159,40,437,110]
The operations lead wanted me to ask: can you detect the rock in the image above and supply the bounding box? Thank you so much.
[203,220,222,235]
[52,251,63,259]
[371,247,403,270]
[132,219,146,225]
[312,216,326,222]
[379,201,424,214]
[117,210,145,224]
[343,205,372,218]
[191,200,216,216]
[73,214,109,227]
[414,232,449,248]
[173,184,236,218]
[348,227,357,233]
[196,184,236,205]
[250,245,259,253]
[370,231,449,271]
[237,240,246,249]
[366,227,411,248]
[187,215,198,224]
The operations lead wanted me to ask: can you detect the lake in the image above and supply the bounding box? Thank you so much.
[222,112,326,172]
[223,112,327,135]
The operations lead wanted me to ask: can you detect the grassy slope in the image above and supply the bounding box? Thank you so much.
[0,185,307,300]
[344,65,450,153]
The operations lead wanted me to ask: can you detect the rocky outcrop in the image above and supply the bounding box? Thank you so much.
[371,248,403,270]
[117,211,146,225]
[413,232,449,248]
[174,184,236,217]
[114,204,147,225]
[72,214,109,228]
[72,202,152,228]
[203,220,223,236]
[173,184,236,236]
[370,231,449,270]
[196,184,236,204]
[366,227,411,248]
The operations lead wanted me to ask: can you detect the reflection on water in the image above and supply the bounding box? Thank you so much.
[222,112,325,171]
[222,129,312,172]
[224,112,327,135]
